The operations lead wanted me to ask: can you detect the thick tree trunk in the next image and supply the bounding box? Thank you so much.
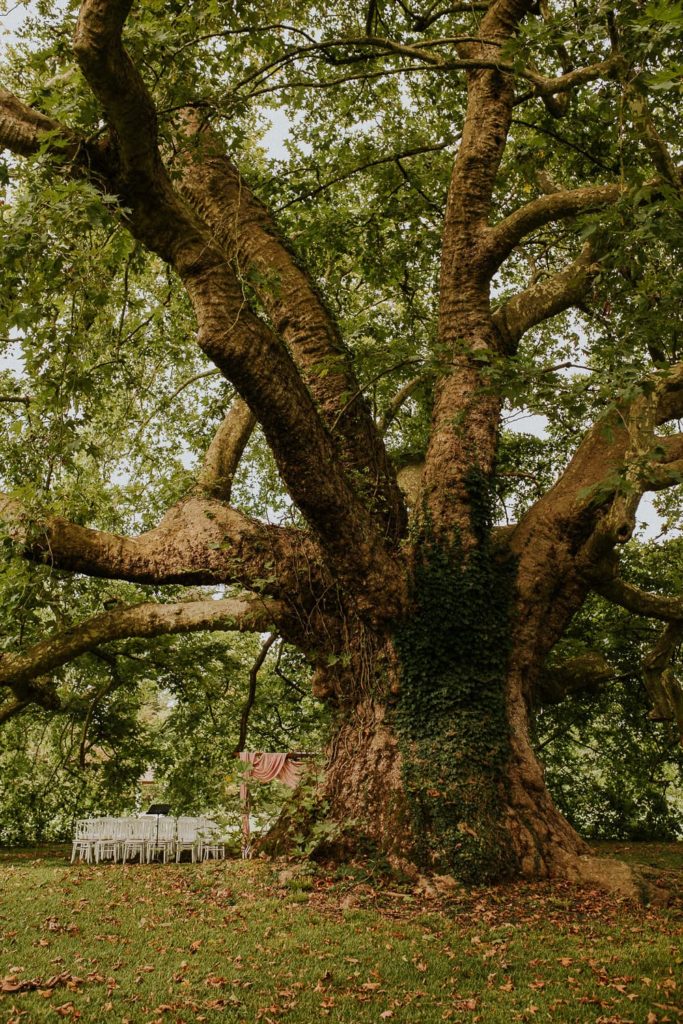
[316,547,642,894]
[322,681,589,884]
[321,674,642,897]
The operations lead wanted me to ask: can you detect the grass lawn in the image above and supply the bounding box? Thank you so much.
[0,843,681,1024]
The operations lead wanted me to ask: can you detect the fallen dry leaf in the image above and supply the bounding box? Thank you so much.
[0,972,84,995]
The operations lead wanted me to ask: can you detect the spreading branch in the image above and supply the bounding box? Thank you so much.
[378,375,427,433]
[534,651,615,705]
[69,0,407,617]
[0,87,75,158]
[0,493,328,605]
[509,374,683,686]
[483,184,623,272]
[177,119,406,539]
[525,367,683,580]
[0,86,112,180]
[492,244,600,352]
[590,575,683,623]
[516,58,620,105]
[195,398,256,502]
[0,595,285,705]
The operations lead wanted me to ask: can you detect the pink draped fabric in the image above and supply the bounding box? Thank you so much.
[238,752,305,853]
[239,751,303,789]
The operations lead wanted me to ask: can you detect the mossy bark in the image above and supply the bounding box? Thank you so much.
[321,679,589,884]
[319,537,590,884]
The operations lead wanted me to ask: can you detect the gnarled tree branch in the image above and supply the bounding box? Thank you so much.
[176,120,406,539]
[0,594,285,698]
[0,493,329,606]
[483,183,623,272]
[516,58,619,105]
[0,87,74,157]
[535,651,615,705]
[492,244,600,352]
[71,0,406,617]
[590,574,683,623]
[195,398,256,502]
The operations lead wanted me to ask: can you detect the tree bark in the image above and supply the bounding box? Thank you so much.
[318,647,591,883]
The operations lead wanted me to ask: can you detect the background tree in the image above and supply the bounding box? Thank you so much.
[0,630,326,844]
[0,0,681,886]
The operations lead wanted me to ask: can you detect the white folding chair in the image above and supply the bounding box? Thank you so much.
[175,816,202,862]
[94,817,117,863]
[147,816,176,863]
[121,816,155,864]
[198,817,225,861]
[71,819,97,863]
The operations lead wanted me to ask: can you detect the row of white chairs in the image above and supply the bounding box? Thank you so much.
[71,815,228,865]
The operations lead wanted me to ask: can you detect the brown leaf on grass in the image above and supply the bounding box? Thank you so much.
[204,975,227,988]
[594,1017,635,1023]
[204,998,237,1010]
[454,997,478,1011]
[54,1003,80,1019]
[1,978,25,993]
[1,972,84,994]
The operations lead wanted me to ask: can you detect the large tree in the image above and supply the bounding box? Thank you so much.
[0,0,681,885]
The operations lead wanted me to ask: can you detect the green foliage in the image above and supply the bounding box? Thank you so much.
[263,767,346,858]
[393,480,516,883]
[0,634,327,845]
[0,692,158,845]
[155,636,326,816]
[537,540,683,842]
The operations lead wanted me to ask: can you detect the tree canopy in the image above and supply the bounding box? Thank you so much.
[0,0,682,883]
